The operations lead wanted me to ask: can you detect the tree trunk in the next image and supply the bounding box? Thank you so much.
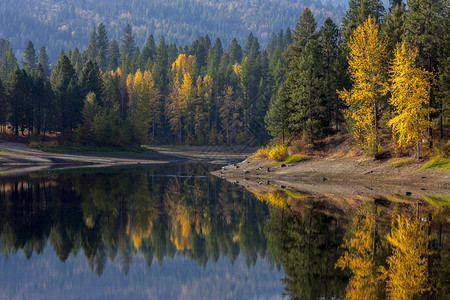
[373,101,378,155]
[417,142,420,160]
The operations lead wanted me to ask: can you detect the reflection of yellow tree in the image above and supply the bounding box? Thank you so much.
[250,189,287,208]
[382,214,431,300]
[335,210,381,299]
[171,205,192,251]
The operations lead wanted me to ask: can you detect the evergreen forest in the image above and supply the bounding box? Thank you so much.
[0,0,448,152]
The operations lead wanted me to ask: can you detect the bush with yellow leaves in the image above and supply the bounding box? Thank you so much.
[250,144,287,161]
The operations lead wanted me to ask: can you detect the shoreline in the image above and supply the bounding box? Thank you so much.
[212,156,450,199]
[0,141,252,176]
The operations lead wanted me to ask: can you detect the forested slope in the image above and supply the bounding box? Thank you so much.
[0,0,347,61]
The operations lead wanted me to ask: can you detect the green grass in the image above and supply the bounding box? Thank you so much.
[423,195,450,206]
[422,156,450,169]
[385,194,410,203]
[0,149,10,153]
[282,154,310,164]
[34,145,157,154]
[282,189,307,199]
[386,157,414,168]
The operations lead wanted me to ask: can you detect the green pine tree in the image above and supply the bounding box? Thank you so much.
[37,47,51,79]
[96,23,109,71]
[107,40,120,72]
[22,41,37,75]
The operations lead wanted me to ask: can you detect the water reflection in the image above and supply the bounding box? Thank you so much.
[1,164,449,299]
[265,207,347,299]
[0,164,283,299]
[0,164,276,273]
[254,188,450,299]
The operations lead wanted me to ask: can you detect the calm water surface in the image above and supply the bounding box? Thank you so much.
[0,163,449,299]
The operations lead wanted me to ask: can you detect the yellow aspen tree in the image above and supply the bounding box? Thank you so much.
[386,43,434,159]
[171,54,195,79]
[337,16,386,155]
[167,54,196,143]
[382,214,431,299]
[167,73,193,143]
[335,210,381,300]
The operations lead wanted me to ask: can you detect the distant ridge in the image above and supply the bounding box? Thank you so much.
[0,0,348,61]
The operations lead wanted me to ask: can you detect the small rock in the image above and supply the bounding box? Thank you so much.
[406,192,412,196]
[235,165,240,169]
[258,182,262,185]
[266,180,270,185]
[244,171,250,174]
[421,176,426,179]
[267,167,270,173]
[281,164,286,168]
[281,185,286,189]
[322,177,327,182]
[257,166,262,170]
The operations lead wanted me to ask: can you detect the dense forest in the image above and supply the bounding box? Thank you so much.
[0,0,350,62]
[0,0,448,153]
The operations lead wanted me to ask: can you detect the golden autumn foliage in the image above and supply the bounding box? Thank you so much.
[232,62,242,76]
[251,144,287,161]
[255,191,287,208]
[335,210,382,300]
[125,69,160,143]
[382,214,431,300]
[167,54,214,143]
[386,43,435,159]
[167,73,193,140]
[338,16,386,155]
[172,54,195,77]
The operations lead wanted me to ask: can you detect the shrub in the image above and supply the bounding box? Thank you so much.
[250,144,287,161]
[268,144,287,161]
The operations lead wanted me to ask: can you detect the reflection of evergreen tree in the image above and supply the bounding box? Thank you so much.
[266,207,347,299]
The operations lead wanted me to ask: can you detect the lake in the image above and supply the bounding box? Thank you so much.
[0,163,448,299]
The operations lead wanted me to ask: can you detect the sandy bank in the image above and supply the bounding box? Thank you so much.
[212,157,450,199]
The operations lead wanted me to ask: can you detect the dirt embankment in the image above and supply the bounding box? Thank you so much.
[212,157,450,199]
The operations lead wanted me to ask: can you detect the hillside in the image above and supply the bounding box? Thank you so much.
[0,0,349,61]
